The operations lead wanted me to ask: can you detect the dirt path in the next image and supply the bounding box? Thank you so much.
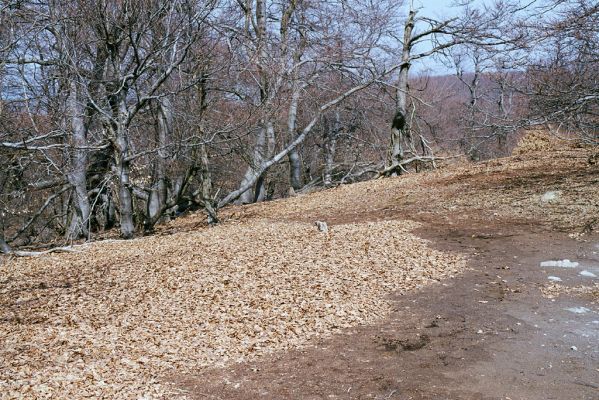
[175,219,599,399]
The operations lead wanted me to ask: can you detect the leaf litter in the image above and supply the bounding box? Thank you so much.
[0,220,465,399]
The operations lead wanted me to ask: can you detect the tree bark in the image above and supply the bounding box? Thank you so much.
[387,10,415,176]
[238,121,275,204]
[197,144,218,224]
[324,111,340,187]
[145,97,171,231]
[288,87,303,190]
[114,96,135,239]
[66,82,91,240]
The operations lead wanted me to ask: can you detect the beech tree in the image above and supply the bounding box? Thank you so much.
[1,0,219,241]
[219,0,398,203]
[1,0,596,251]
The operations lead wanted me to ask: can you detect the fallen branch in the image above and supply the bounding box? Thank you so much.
[6,246,80,257]
[379,156,439,177]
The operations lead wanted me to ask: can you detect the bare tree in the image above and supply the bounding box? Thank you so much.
[1,0,595,252]
[384,0,527,175]
[522,0,598,141]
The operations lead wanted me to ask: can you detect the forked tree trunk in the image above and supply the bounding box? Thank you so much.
[237,0,276,204]
[238,121,275,204]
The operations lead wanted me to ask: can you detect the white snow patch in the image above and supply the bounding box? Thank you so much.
[579,270,597,278]
[541,191,561,203]
[540,259,579,268]
[547,276,562,282]
[566,307,590,314]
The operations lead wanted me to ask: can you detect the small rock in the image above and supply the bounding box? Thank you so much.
[571,346,578,351]
[477,329,484,334]
[315,221,328,233]
[547,276,562,282]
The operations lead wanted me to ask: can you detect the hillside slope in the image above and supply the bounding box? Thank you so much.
[1,147,597,399]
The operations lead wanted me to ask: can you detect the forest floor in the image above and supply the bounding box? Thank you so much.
[1,146,598,399]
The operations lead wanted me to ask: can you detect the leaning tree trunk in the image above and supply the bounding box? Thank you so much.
[386,10,415,176]
[66,82,91,240]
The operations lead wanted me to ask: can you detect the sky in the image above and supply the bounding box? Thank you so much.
[415,0,464,19]
[410,0,485,75]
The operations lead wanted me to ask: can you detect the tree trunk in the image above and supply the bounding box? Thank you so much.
[0,236,11,254]
[287,84,303,190]
[496,79,510,155]
[238,121,275,204]
[288,150,302,190]
[145,98,171,231]
[191,143,218,224]
[66,82,91,240]
[114,98,135,239]
[197,144,218,224]
[237,0,276,204]
[324,111,340,187]
[387,10,415,176]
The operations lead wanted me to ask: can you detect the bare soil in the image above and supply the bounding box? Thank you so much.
[175,150,599,400]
